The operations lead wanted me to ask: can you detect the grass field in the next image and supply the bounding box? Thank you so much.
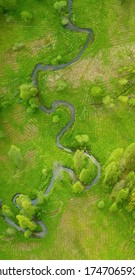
[0,0,135,259]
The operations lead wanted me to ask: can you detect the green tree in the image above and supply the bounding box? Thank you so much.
[16,214,37,231]
[125,172,135,190]
[20,83,38,101]
[54,1,67,12]
[16,195,36,219]
[115,188,129,204]
[121,143,135,172]
[73,181,84,194]
[2,205,13,217]
[104,161,121,186]
[126,191,135,212]
[73,150,86,175]
[8,145,22,168]
[107,148,124,165]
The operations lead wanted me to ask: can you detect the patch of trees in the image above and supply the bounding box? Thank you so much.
[20,83,40,113]
[53,1,69,26]
[103,143,135,235]
[73,149,97,192]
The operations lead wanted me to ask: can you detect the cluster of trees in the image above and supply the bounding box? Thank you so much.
[103,143,135,233]
[1,192,45,238]
[72,149,97,193]
[117,66,135,107]
[53,1,69,26]
[20,83,40,113]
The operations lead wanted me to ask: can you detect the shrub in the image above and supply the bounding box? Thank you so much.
[91,86,103,98]
[97,200,105,209]
[2,205,13,218]
[16,214,37,231]
[8,145,22,168]
[20,84,38,101]
[75,134,89,147]
[61,17,69,26]
[54,1,67,12]
[57,80,67,91]
[73,181,84,194]
[12,42,25,51]
[118,95,128,104]
[115,188,129,204]
[29,97,40,109]
[104,161,121,186]
[102,95,114,108]
[121,143,135,172]
[21,11,33,22]
[53,115,60,124]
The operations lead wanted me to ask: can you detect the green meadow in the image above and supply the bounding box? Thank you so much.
[0,0,135,259]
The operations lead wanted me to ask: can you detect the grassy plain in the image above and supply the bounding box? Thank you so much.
[0,0,135,259]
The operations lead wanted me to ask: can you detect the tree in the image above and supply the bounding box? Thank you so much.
[8,145,22,168]
[16,195,36,219]
[54,1,67,12]
[104,161,121,186]
[16,214,37,231]
[20,83,38,101]
[2,204,13,217]
[29,97,40,109]
[115,188,129,204]
[37,191,45,205]
[107,148,124,165]
[121,143,135,172]
[125,172,135,190]
[73,181,84,194]
[73,150,86,175]
[21,11,33,22]
[126,191,135,212]
[79,162,97,185]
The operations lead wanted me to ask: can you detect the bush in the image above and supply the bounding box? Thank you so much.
[12,42,25,51]
[91,86,103,98]
[20,84,38,101]
[54,1,67,12]
[56,80,67,91]
[75,134,89,147]
[52,115,60,124]
[103,95,114,108]
[8,145,22,168]
[73,181,84,194]
[61,17,69,26]
[2,205,13,218]
[29,97,40,109]
[121,143,135,172]
[104,161,121,185]
[21,11,33,22]
[97,200,105,209]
